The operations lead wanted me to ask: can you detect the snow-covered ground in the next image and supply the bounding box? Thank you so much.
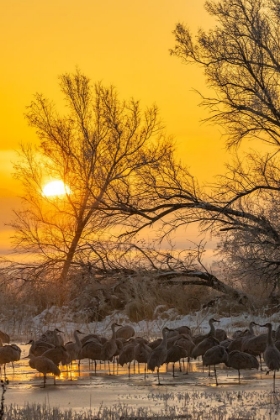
[19,305,277,342]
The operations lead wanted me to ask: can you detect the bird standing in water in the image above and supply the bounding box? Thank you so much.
[147,327,171,385]
[258,322,280,393]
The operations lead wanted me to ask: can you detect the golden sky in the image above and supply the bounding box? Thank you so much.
[0,1,228,254]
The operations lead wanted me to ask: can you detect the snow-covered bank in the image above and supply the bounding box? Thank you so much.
[3,304,278,343]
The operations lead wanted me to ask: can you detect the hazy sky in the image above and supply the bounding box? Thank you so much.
[0,1,228,254]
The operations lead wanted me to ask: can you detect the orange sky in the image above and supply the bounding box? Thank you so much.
[0,1,229,254]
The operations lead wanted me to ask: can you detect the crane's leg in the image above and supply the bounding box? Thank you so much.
[185,357,190,375]
[157,367,161,385]
[214,366,218,386]
[273,370,276,393]
[179,360,182,372]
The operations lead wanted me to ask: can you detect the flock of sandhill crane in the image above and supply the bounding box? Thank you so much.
[0,318,280,391]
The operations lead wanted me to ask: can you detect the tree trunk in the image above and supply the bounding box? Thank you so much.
[156,270,248,304]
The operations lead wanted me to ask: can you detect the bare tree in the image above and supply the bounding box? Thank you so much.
[171,0,280,148]
[8,70,174,304]
[8,1,280,306]
[100,0,280,298]
[170,0,280,295]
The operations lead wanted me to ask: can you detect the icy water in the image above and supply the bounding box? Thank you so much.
[3,345,280,419]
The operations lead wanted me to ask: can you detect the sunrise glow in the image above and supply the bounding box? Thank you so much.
[42,180,70,197]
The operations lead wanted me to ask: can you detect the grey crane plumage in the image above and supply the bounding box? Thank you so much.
[27,339,55,357]
[226,350,259,383]
[117,339,136,377]
[227,322,256,353]
[134,339,152,377]
[191,318,220,359]
[42,345,68,366]
[173,334,195,374]
[100,322,121,373]
[39,328,64,346]
[258,322,280,392]
[147,327,171,385]
[165,344,187,377]
[63,329,84,366]
[116,325,135,342]
[241,330,267,368]
[192,318,218,345]
[79,340,102,374]
[81,333,106,345]
[27,353,61,387]
[0,344,21,379]
[174,325,192,336]
[202,345,228,385]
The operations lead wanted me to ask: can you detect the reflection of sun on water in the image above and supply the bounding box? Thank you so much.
[42,180,70,197]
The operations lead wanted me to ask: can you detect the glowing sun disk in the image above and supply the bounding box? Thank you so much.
[42,180,71,197]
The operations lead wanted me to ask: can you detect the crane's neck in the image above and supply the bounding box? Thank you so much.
[161,329,169,347]
[74,330,81,345]
[248,323,255,335]
[267,324,273,346]
[111,324,117,340]
[209,320,216,336]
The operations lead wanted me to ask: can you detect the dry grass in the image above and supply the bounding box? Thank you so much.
[0,269,278,335]
[4,389,280,420]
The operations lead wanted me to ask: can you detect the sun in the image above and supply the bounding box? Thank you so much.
[42,180,71,197]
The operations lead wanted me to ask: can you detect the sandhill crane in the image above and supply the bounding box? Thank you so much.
[41,345,68,366]
[8,344,21,370]
[81,333,106,345]
[202,345,228,386]
[192,318,220,345]
[232,329,247,339]
[215,328,227,342]
[226,350,259,384]
[0,344,21,379]
[147,327,171,385]
[79,340,102,373]
[27,353,60,387]
[39,328,64,346]
[134,340,152,377]
[191,318,220,359]
[241,330,267,368]
[27,339,55,357]
[227,322,256,353]
[174,326,192,336]
[116,325,135,342]
[165,344,187,377]
[219,338,233,348]
[148,337,163,349]
[258,322,280,392]
[117,339,136,377]
[100,322,121,373]
[173,334,195,373]
[63,330,84,368]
